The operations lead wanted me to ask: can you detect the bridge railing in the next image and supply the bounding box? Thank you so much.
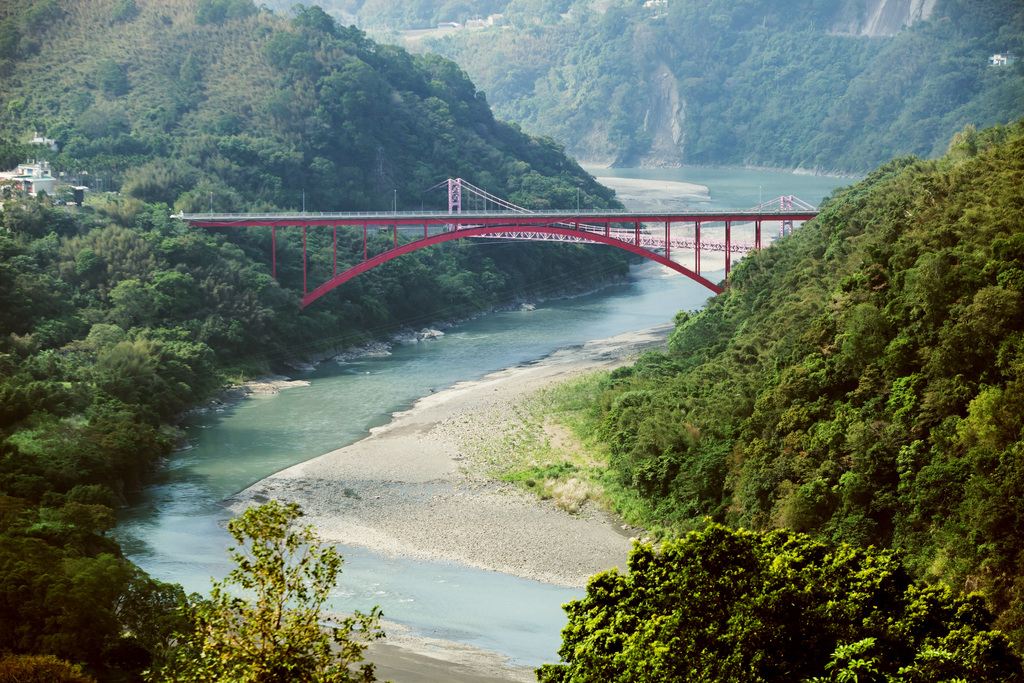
[178,208,818,221]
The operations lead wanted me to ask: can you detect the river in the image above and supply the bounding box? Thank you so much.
[117,168,849,670]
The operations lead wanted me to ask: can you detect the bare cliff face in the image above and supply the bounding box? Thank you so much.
[636,62,685,168]
[834,0,938,36]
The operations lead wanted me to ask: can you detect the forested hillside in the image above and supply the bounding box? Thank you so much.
[550,121,1024,651]
[0,0,630,678]
[414,0,1023,172]
[0,0,616,212]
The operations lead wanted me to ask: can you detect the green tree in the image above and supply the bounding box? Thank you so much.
[0,138,24,171]
[96,59,130,97]
[155,501,383,683]
[111,0,139,23]
[538,525,1024,683]
[0,653,96,682]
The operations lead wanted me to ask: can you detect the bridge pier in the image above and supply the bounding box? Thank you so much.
[725,220,731,277]
[695,221,701,275]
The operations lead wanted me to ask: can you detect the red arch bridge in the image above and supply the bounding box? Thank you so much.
[179,179,818,307]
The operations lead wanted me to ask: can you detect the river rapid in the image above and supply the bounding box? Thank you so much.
[117,168,849,669]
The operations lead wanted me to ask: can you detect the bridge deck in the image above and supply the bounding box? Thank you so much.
[178,208,820,226]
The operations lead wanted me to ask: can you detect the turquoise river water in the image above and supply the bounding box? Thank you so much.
[117,168,850,668]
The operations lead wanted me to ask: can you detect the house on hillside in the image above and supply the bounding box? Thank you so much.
[989,53,1016,66]
[461,15,503,29]
[0,160,57,196]
[643,0,667,18]
[29,131,57,150]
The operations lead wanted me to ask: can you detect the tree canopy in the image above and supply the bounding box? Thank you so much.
[539,525,1024,683]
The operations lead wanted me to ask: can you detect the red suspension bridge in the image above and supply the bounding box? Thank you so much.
[179,178,819,307]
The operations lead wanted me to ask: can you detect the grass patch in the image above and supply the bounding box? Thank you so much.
[477,366,669,531]
[503,460,581,487]
[511,368,673,536]
[502,461,602,514]
[490,370,618,514]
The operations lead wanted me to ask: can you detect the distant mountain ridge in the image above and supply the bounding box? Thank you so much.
[412,0,1022,172]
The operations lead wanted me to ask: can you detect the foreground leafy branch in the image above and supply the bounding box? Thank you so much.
[153,501,383,683]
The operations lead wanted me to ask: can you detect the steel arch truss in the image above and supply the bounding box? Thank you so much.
[301,225,725,307]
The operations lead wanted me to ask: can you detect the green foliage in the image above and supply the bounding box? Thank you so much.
[263,0,511,30]
[195,0,256,25]
[155,501,383,683]
[417,0,1023,171]
[559,120,1024,650]
[96,59,130,98]
[0,137,25,170]
[504,460,580,485]
[0,497,189,680]
[540,525,1024,683]
[0,0,620,218]
[111,0,139,23]
[21,0,63,33]
[0,653,96,682]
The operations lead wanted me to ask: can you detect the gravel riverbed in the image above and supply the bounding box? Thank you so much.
[223,324,671,681]
[226,324,671,588]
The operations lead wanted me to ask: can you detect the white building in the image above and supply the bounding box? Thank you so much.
[989,53,1016,66]
[29,131,58,150]
[0,159,57,196]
